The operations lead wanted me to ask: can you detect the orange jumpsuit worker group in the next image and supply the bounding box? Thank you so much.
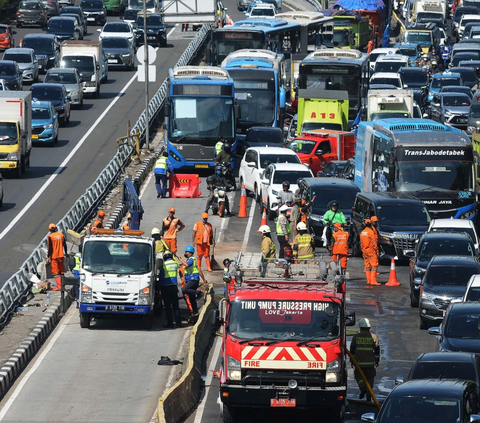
[93,211,105,229]
[162,208,185,254]
[331,222,349,275]
[371,216,380,274]
[192,212,214,272]
[47,223,68,291]
[360,219,381,286]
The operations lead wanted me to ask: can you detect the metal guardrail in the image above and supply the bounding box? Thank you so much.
[0,23,213,327]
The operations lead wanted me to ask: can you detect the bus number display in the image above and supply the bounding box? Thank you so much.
[174,85,225,96]
[224,32,255,39]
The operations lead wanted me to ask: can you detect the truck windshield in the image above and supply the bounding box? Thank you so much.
[62,56,94,71]
[169,97,234,143]
[82,241,152,274]
[234,79,275,126]
[288,139,318,155]
[227,300,341,342]
[0,122,18,145]
[405,31,432,44]
[376,204,431,226]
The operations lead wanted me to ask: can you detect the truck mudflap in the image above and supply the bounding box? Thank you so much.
[220,384,346,409]
[79,304,151,314]
[0,161,19,169]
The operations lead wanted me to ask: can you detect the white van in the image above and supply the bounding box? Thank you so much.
[428,218,479,252]
[373,54,410,74]
[369,48,400,70]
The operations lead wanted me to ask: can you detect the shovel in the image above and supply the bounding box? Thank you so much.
[210,229,222,271]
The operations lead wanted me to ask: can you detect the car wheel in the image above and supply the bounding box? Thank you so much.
[142,313,153,329]
[60,115,66,127]
[52,135,58,146]
[410,285,419,308]
[0,193,3,208]
[79,96,84,108]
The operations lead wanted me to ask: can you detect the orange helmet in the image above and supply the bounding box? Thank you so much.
[371,216,379,222]
[169,208,175,213]
[48,223,56,230]
[98,211,105,218]
[201,212,209,219]
[334,223,342,229]
[365,219,372,225]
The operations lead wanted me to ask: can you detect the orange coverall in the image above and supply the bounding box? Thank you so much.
[332,230,349,270]
[360,227,380,285]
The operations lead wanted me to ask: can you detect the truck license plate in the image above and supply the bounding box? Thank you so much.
[108,59,117,63]
[105,305,125,312]
[270,398,296,407]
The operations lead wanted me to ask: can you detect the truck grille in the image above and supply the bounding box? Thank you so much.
[433,298,451,310]
[392,235,418,252]
[243,370,327,388]
[0,153,8,160]
[93,291,138,304]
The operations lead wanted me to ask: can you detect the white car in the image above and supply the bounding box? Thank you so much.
[260,162,314,220]
[369,72,403,88]
[247,3,276,17]
[369,48,400,71]
[0,78,9,90]
[97,22,135,49]
[462,274,480,301]
[239,147,301,202]
[373,54,410,74]
[428,218,479,253]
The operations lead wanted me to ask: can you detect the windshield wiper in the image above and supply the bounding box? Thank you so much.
[171,132,198,142]
[238,337,280,345]
[297,336,328,346]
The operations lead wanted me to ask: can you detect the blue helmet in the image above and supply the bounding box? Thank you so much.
[185,245,195,253]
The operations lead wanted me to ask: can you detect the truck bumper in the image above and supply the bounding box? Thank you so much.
[0,161,19,169]
[220,384,346,409]
[79,304,151,314]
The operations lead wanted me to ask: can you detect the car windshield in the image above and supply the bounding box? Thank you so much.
[61,56,93,70]
[3,53,30,64]
[20,1,41,9]
[441,87,472,97]
[104,23,129,32]
[411,361,476,381]
[22,38,54,51]
[45,71,77,84]
[227,300,341,342]
[419,238,474,260]
[31,86,62,101]
[432,77,462,88]
[288,140,318,155]
[443,95,471,107]
[32,107,51,119]
[426,265,479,285]
[0,28,7,35]
[370,77,401,87]
[0,122,18,145]
[102,37,129,48]
[251,8,275,16]
[466,287,480,301]
[48,19,74,31]
[0,64,16,76]
[401,70,428,84]
[430,227,476,242]
[374,61,406,73]
[323,162,346,176]
[470,104,480,118]
[376,204,431,226]
[310,187,359,214]
[258,153,300,168]
[446,312,480,338]
[379,397,460,422]
[136,15,163,26]
[397,47,417,58]
[273,170,312,184]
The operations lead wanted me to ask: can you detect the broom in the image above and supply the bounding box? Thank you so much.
[210,228,222,270]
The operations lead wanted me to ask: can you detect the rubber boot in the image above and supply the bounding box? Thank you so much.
[370,270,381,286]
[197,257,202,270]
[341,268,347,276]
[205,257,212,272]
[365,270,372,285]
[51,276,62,291]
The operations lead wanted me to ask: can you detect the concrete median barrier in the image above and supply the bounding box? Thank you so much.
[157,285,216,423]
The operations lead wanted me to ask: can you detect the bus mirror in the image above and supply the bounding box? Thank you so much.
[235,103,241,119]
[211,309,220,326]
[163,101,170,118]
[388,164,395,180]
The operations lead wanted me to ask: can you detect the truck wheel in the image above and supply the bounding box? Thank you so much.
[26,152,30,167]
[95,86,100,99]
[222,405,237,423]
[80,312,91,328]
[14,163,22,179]
[20,155,26,172]
[331,405,346,423]
[142,313,153,329]
[254,183,261,203]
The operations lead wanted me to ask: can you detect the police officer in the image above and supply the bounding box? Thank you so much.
[214,136,225,158]
[223,258,232,297]
[276,204,291,259]
[160,251,182,328]
[293,222,315,261]
[441,43,452,69]
[259,225,276,261]
[154,151,175,199]
[350,318,380,402]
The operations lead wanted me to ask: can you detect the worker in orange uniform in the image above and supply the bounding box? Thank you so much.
[332,222,349,275]
[47,223,68,291]
[192,212,214,272]
[123,213,131,230]
[371,216,380,275]
[93,211,105,229]
[162,208,185,254]
[360,219,380,286]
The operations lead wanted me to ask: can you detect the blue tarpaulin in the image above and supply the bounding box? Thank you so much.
[332,0,385,12]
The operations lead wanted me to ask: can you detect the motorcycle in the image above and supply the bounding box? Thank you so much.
[210,185,228,218]
[218,162,236,190]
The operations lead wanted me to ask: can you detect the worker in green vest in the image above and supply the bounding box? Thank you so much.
[154,151,174,199]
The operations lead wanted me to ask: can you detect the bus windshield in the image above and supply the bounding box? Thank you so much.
[212,32,264,65]
[227,299,341,342]
[234,79,275,126]
[169,97,234,143]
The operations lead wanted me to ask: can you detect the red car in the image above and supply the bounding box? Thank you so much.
[0,25,14,50]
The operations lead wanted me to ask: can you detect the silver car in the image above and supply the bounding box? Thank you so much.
[2,47,39,83]
[44,67,84,108]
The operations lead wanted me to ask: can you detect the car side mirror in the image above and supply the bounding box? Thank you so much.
[428,326,441,336]
[395,376,404,385]
[315,150,324,156]
[344,310,355,326]
[403,250,415,258]
[247,162,255,168]
[219,298,226,322]
[66,95,71,101]
[211,308,220,326]
[361,413,376,422]
[414,277,422,287]
[470,415,480,423]
[317,171,326,177]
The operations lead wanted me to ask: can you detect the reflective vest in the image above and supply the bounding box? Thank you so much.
[332,231,349,255]
[195,221,213,245]
[163,259,178,286]
[276,215,290,236]
[184,257,200,280]
[155,240,164,254]
[73,252,81,277]
[294,234,314,259]
[163,218,179,239]
[360,227,376,255]
[215,141,224,155]
[351,332,380,368]
[223,267,230,284]
[154,157,168,174]
[47,231,65,259]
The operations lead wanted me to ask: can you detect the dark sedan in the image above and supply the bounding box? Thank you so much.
[16,0,47,28]
[21,33,60,71]
[399,67,429,90]
[134,13,166,47]
[0,60,22,90]
[30,83,71,126]
[59,6,88,36]
[102,37,134,70]
[47,16,80,41]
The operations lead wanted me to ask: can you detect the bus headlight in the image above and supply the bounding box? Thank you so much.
[81,284,93,303]
[326,359,340,383]
[227,356,241,381]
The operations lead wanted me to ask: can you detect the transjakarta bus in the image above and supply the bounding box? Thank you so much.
[355,119,477,220]
[298,49,370,124]
[208,19,301,66]
[165,66,236,170]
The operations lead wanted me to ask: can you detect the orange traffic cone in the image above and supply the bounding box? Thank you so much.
[385,258,401,287]
[238,184,248,218]
[261,208,267,226]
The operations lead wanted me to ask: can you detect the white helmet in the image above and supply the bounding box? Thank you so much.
[279,204,289,212]
[151,227,161,235]
[359,318,371,328]
[297,222,307,231]
[258,225,271,234]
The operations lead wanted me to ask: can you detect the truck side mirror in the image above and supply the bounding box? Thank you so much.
[235,103,241,119]
[211,309,220,326]
[414,277,422,287]
[345,310,356,326]
[404,250,415,258]
[219,298,226,322]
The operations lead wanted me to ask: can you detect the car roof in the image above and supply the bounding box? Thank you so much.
[420,231,474,241]
[270,163,311,171]
[0,60,16,66]
[31,83,63,90]
[32,100,53,109]
[400,67,426,73]
[430,219,474,229]
[450,302,480,313]
[23,33,56,39]
[371,72,401,78]
[437,92,471,98]
[357,192,422,204]
[429,255,479,266]
[467,274,480,286]
[376,54,409,62]
[415,352,477,364]
[4,48,33,54]
[247,147,297,155]
[390,379,474,397]
[372,47,400,53]
[50,16,76,21]
[47,67,76,74]
[434,72,462,79]
[461,14,480,20]
[303,177,359,189]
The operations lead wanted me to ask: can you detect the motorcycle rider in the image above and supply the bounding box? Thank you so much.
[323,200,347,250]
[205,165,232,215]
[441,43,451,69]
[215,142,241,190]
[277,181,295,208]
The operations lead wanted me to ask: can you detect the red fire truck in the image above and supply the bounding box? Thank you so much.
[217,253,355,423]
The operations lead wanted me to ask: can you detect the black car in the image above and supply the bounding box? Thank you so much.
[134,12,166,47]
[298,177,360,246]
[238,127,284,157]
[419,255,480,329]
[408,232,476,308]
[429,302,480,353]
[16,0,47,28]
[102,37,134,70]
[30,83,71,126]
[340,157,354,180]
[80,0,107,25]
[396,352,480,388]
[318,160,346,178]
[350,192,431,259]
[59,6,88,36]
[47,16,80,41]
[399,67,429,90]
[21,34,60,71]
[361,379,480,423]
[450,67,478,89]
[0,60,22,90]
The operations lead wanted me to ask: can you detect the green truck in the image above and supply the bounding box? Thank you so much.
[103,0,127,14]
[333,15,370,50]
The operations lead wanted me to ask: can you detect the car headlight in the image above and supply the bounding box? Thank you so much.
[122,53,130,57]
[414,265,426,275]
[227,356,241,381]
[138,287,150,305]
[460,209,475,219]
[421,291,435,301]
[81,283,93,303]
[43,123,53,129]
[379,231,394,244]
[444,110,453,117]
[326,358,340,383]
[70,90,79,96]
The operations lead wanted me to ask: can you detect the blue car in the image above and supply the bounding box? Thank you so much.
[394,42,422,67]
[428,71,464,102]
[31,100,59,145]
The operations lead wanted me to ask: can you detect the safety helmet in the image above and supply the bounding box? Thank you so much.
[223,258,231,266]
[359,318,371,328]
[163,251,173,261]
[201,212,209,219]
[334,222,342,229]
[365,219,372,225]
[282,181,290,189]
[98,211,105,218]
[185,245,195,253]
[296,177,304,186]
[329,201,338,208]
[168,208,175,213]
[48,223,56,230]
[151,227,161,235]
[258,225,271,234]
[279,204,289,212]
[371,216,379,222]
[297,222,307,231]
[224,142,232,152]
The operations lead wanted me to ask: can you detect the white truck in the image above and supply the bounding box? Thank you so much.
[0,91,32,178]
[367,89,414,121]
[414,0,447,23]
[60,40,103,98]
[78,229,161,329]
[161,0,218,24]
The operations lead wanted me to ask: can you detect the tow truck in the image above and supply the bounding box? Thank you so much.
[217,252,355,423]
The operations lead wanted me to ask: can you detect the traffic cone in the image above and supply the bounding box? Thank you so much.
[385,258,401,287]
[261,208,267,226]
[238,184,248,218]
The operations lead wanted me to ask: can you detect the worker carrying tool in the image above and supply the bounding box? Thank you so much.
[161,208,185,254]
[292,222,315,261]
[47,223,68,291]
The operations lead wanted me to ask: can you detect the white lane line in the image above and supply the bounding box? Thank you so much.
[167,24,178,37]
[0,307,76,420]
[241,198,256,251]
[193,335,222,423]
[284,2,296,10]
[215,192,236,244]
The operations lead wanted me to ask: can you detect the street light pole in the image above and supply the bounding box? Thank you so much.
[143,0,149,150]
